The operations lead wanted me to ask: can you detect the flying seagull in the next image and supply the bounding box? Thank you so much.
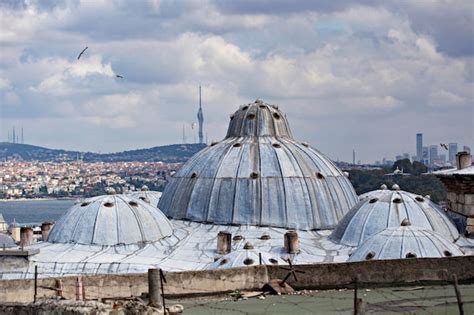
[116,74,124,79]
[440,143,448,150]
[77,46,88,60]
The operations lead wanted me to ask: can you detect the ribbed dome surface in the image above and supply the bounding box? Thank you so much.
[0,234,16,248]
[226,101,292,138]
[48,194,173,245]
[348,225,463,262]
[330,189,459,246]
[158,100,358,230]
[128,189,162,208]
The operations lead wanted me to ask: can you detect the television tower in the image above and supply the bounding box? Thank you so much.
[197,85,204,144]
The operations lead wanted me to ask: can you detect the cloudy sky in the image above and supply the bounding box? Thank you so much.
[0,0,472,163]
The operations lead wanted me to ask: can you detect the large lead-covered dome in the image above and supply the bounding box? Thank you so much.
[158,100,358,230]
[48,194,173,245]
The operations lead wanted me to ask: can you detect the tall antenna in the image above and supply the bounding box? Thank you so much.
[21,127,24,144]
[182,124,187,144]
[12,126,15,144]
[197,85,204,144]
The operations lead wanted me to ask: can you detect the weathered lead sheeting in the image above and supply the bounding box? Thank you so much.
[0,234,15,248]
[330,188,460,247]
[348,225,464,262]
[127,188,162,208]
[159,100,358,230]
[48,194,173,246]
[208,250,288,269]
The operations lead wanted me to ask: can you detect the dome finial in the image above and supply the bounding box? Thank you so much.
[380,184,387,190]
[141,185,149,191]
[392,184,400,191]
[105,187,116,195]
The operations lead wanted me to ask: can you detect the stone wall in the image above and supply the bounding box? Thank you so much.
[439,175,474,233]
[1,256,473,304]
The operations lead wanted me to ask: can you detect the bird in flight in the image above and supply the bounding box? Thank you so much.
[440,143,448,150]
[116,74,124,79]
[77,46,88,60]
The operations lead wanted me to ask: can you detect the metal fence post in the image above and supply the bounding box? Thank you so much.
[452,274,464,315]
[34,265,38,303]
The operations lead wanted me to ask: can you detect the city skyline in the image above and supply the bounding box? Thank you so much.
[1,1,473,163]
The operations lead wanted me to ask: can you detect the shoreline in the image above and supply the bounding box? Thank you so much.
[0,198,77,202]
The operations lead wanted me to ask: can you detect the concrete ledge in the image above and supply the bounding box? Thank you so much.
[0,249,39,257]
[0,255,473,303]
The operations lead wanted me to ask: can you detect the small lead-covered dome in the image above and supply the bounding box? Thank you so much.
[48,194,173,246]
[128,186,162,208]
[159,100,358,230]
[0,234,16,248]
[330,188,459,246]
[348,223,463,262]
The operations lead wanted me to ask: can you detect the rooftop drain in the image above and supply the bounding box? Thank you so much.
[233,234,244,241]
[365,251,375,260]
[405,252,417,258]
[247,113,256,120]
[242,106,249,111]
[243,242,254,250]
[129,201,139,207]
[191,172,198,179]
[316,172,325,179]
[229,114,234,120]
[269,258,279,265]
[301,142,309,147]
[369,198,378,204]
[233,143,242,148]
[103,202,114,208]
[259,105,266,109]
[250,172,259,179]
[393,198,402,204]
[444,250,452,257]
[415,196,424,202]
[80,202,90,207]
[210,141,218,146]
[219,258,229,265]
[400,218,411,226]
[260,233,271,240]
[272,143,281,148]
[273,113,281,120]
[243,258,254,265]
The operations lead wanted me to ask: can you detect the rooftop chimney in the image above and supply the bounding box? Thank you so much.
[41,222,54,241]
[456,152,472,170]
[20,227,34,247]
[284,230,300,254]
[217,231,232,254]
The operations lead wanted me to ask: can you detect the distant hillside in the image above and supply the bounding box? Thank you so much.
[0,142,207,163]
